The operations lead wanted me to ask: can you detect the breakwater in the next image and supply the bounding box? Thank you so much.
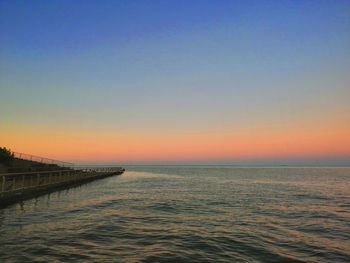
[0,167,124,208]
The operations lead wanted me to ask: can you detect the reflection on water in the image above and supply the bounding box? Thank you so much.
[0,166,349,262]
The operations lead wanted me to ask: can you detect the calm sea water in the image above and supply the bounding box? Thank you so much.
[0,166,349,262]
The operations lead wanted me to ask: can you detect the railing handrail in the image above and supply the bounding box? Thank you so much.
[0,167,123,176]
[0,170,77,176]
[13,152,74,167]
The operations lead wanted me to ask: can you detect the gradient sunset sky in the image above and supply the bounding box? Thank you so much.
[1,0,350,165]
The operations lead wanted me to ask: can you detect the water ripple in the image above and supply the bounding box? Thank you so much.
[1,167,349,262]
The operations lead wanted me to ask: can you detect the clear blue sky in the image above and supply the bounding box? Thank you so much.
[1,0,349,164]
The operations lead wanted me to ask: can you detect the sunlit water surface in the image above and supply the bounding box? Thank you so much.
[0,166,349,262]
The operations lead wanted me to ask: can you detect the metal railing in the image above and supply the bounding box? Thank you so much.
[1,170,91,196]
[74,166,125,173]
[0,168,124,196]
[13,152,74,167]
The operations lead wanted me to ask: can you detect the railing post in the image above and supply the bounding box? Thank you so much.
[37,173,40,186]
[13,176,16,191]
[49,172,52,184]
[22,175,25,189]
[1,175,5,192]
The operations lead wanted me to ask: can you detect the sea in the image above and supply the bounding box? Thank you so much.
[0,166,349,263]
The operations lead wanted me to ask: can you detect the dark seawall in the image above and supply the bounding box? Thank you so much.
[0,168,124,208]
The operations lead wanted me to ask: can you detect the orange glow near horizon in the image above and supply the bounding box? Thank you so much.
[1,117,349,163]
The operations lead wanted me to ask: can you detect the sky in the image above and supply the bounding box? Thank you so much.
[1,0,350,165]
